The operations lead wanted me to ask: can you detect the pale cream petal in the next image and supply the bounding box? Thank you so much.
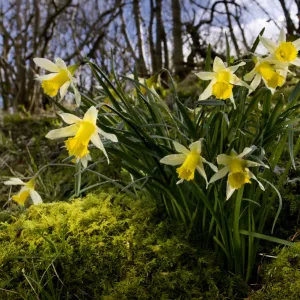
[173,141,190,155]
[176,178,184,185]
[198,80,214,101]
[98,128,118,142]
[213,56,226,72]
[292,57,300,67]
[250,74,262,92]
[293,38,300,50]
[29,189,43,204]
[262,77,276,94]
[60,113,81,125]
[197,163,208,188]
[244,68,256,82]
[189,140,201,153]
[33,58,60,72]
[60,81,70,99]
[55,57,68,70]
[81,157,88,169]
[217,154,231,165]
[248,170,265,190]
[4,178,26,186]
[278,26,286,43]
[72,84,81,107]
[238,147,254,158]
[160,154,186,166]
[91,133,109,163]
[229,94,236,109]
[201,157,218,172]
[229,73,241,85]
[46,124,78,140]
[35,73,57,81]
[231,74,251,89]
[209,166,230,184]
[195,72,215,80]
[259,36,277,53]
[228,61,246,73]
[84,106,98,124]
[226,180,236,200]
[246,160,269,168]
[80,155,92,168]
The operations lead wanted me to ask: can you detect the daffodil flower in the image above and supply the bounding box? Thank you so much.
[127,74,158,97]
[4,178,42,206]
[244,57,288,93]
[34,57,81,106]
[209,147,268,200]
[160,140,217,186]
[46,106,118,168]
[259,27,300,67]
[196,57,249,109]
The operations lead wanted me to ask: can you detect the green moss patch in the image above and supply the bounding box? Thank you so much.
[0,192,245,299]
[251,243,300,299]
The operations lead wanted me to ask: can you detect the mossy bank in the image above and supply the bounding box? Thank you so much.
[0,192,246,299]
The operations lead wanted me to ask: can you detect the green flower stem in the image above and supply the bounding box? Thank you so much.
[75,161,82,197]
[233,186,244,276]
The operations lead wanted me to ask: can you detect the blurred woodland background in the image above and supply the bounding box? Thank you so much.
[1,0,300,112]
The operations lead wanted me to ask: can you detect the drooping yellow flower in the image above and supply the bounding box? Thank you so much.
[127,74,158,96]
[209,147,268,200]
[196,57,250,108]
[259,26,300,67]
[244,57,287,93]
[34,57,81,106]
[4,178,42,206]
[160,140,217,186]
[46,106,118,168]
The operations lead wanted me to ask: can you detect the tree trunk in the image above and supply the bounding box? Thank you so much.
[155,0,163,72]
[278,0,296,35]
[149,0,157,73]
[224,1,240,57]
[133,0,148,76]
[171,0,185,78]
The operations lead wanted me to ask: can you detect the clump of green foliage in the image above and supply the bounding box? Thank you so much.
[251,243,300,300]
[0,191,246,299]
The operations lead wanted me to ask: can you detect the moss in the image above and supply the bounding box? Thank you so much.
[251,243,300,299]
[0,192,245,299]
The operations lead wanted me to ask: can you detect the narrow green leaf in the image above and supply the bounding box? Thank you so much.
[250,28,265,53]
[225,33,230,66]
[205,44,212,71]
[239,230,294,247]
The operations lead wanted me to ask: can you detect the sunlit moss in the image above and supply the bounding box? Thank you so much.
[0,191,246,299]
[251,243,300,299]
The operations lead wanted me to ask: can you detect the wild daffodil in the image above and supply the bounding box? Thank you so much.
[34,57,81,106]
[160,140,217,186]
[209,147,268,200]
[244,57,288,93]
[46,106,118,168]
[260,27,300,67]
[196,57,249,108]
[4,178,42,206]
